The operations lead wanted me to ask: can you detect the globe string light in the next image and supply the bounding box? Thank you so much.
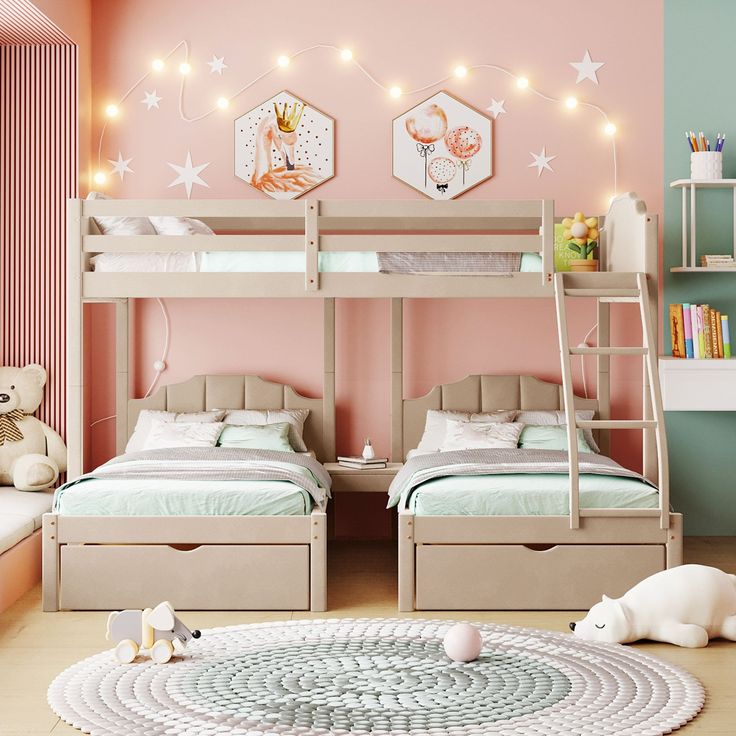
[95,41,619,194]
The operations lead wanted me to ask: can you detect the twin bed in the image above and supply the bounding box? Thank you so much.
[43,193,680,612]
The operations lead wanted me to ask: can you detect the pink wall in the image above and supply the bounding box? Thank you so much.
[86,1,663,527]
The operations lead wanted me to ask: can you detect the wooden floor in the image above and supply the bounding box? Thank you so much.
[1,537,734,735]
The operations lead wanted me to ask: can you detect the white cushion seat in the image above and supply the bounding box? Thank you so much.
[0,487,53,556]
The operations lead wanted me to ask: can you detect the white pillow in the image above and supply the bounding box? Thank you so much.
[143,421,224,450]
[149,216,214,235]
[514,409,600,453]
[86,192,156,235]
[414,409,517,455]
[223,409,309,452]
[126,409,225,454]
[441,420,523,451]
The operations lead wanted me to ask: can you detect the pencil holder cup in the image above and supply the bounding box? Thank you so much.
[691,151,722,180]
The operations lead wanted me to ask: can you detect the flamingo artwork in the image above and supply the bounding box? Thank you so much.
[235,91,335,199]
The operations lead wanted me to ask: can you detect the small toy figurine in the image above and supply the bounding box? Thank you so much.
[106,600,201,664]
[362,437,375,460]
[562,212,599,272]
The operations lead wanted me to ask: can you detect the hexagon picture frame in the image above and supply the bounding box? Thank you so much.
[392,91,493,199]
[235,90,335,200]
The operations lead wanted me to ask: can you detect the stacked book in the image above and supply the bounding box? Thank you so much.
[670,303,731,359]
[700,254,735,268]
[337,455,389,470]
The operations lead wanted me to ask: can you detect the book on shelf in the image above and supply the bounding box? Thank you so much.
[669,302,731,358]
[337,460,388,470]
[337,455,389,464]
[700,254,735,267]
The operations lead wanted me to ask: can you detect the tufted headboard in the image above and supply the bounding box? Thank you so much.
[127,375,334,462]
[399,374,599,460]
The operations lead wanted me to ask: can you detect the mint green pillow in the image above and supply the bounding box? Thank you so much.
[518,425,595,453]
[217,422,293,451]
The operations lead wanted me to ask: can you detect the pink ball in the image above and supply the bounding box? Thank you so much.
[443,623,483,662]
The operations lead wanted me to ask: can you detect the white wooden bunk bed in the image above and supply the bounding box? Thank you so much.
[43,192,678,612]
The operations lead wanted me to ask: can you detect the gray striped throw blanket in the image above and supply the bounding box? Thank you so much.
[377,252,521,274]
[58,447,332,511]
[387,448,653,508]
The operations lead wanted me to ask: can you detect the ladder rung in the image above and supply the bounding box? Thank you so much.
[599,297,640,303]
[569,347,648,356]
[576,420,658,429]
[564,288,641,298]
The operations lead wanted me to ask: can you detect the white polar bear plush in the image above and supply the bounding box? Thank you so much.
[0,364,67,491]
[570,565,736,648]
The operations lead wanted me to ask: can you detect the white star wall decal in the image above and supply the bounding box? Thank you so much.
[570,50,604,85]
[486,98,506,119]
[141,90,162,110]
[108,152,134,181]
[207,55,227,74]
[528,147,556,177]
[167,151,210,198]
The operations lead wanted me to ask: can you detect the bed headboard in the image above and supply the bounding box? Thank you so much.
[127,375,333,462]
[399,374,599,460]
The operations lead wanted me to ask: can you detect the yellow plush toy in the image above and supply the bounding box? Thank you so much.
[562,212,599,260]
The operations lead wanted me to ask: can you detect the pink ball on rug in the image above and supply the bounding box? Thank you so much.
[443,623,483,662]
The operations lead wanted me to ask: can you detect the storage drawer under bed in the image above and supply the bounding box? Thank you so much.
[59,543,310,610]
[415,543,664,610]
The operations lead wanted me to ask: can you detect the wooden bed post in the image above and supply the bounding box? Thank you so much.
[310,510,327,611]
[115,299,130,456]
[42,513,59,612]
[596,300,612,456]
[398,511,414,611]
[642,214,660,487]
[391,298,403,463]
[67,199,84,479]
[323,298,336,461]
[666,514,683,567]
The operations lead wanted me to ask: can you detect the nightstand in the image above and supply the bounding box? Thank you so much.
[324,463,403,493]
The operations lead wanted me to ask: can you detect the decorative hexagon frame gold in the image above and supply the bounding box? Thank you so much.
[392,90,492,199]
[235,90,335,200]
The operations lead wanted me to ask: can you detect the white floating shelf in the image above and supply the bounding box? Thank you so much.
[670,266,736,272]
[659,357,736,410]
[670,179,736,188]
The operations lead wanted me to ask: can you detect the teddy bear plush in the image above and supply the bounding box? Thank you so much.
[0,364,67,491]
[570,564,736,648]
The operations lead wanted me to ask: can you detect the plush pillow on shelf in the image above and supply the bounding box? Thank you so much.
[126,409,226,454]
[142,421,224,450]
[518,425,594,453]
[414,409,516,455]
[86,191,156,236]
[217,423,293,452]
[514,409,600,453]
[440,420,523,451]
[222,409,309,452]
[149,216,214,236]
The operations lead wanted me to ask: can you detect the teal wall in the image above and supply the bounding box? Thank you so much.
[664,0,736,534]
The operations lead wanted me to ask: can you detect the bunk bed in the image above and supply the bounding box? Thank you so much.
[42,192,679,612]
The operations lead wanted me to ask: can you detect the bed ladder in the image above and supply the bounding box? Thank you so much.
[554,271,669,530]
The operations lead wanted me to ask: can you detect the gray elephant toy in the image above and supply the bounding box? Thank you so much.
[106,600,201,664]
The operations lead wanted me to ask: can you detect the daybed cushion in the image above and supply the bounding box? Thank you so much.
[0,487,53,556]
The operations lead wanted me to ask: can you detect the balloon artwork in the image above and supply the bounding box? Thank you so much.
[444,126,482,185]
[405,103,448,187]
[428,156,457,194]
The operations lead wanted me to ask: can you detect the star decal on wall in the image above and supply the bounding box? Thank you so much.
[167,151,210,198]
[207,55,227,74]
[141,90,162,110]
[108,152,134,181]
[486,98,506,119]
[528,147,556,177]
[570,50,604,85]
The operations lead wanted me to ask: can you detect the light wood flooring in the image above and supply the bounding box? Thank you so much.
[1,537,734,735]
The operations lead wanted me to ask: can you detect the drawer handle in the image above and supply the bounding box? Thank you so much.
[523,544,558,552]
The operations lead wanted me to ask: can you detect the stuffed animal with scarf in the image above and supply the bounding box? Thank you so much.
[0,364,66,491]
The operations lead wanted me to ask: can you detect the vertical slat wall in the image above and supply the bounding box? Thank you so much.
[0,1,77,442]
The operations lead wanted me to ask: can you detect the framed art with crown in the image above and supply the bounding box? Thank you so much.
[234,90,335,199]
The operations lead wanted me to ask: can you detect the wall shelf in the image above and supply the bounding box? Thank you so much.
[670,266,736,272]
[669,179,736,270]
[659,356,736,410]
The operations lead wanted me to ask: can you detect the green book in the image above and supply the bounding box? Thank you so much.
[554,223,576,272]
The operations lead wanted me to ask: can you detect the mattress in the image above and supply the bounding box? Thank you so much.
[407,473,658,516]
[91,251,543,273]
[54,479,313,516]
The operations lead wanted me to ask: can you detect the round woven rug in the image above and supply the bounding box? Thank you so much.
[48,618,704,736]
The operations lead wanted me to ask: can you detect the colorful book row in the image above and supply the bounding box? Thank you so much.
[670,303,731,359]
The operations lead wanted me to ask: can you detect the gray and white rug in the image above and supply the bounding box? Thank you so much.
[48,618,704,735]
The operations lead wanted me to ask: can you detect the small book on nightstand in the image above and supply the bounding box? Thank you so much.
[337,456,389,469]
